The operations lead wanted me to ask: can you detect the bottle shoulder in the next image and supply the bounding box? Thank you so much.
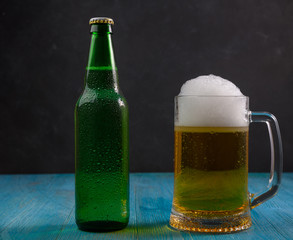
[75,87,128,109]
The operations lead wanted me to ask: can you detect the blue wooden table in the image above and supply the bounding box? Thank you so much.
[0,173,292,239]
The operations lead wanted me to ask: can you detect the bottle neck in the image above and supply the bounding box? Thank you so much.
[85,25,118,90]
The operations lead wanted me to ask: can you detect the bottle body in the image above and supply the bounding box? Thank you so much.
[75,19,129,231]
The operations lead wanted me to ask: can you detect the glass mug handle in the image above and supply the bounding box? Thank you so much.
[249,111,283,209]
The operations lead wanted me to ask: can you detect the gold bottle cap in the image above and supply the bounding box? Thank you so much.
[89,17,114,25]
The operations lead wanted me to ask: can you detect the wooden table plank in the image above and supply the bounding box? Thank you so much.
[0,173,292,239]
[0,174,74,240]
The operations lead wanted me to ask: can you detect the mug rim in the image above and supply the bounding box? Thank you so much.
[175,95,249,98]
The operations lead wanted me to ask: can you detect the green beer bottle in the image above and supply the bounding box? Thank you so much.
[75,17,129,231]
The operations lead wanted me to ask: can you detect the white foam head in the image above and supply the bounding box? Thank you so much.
[176,75,248,127]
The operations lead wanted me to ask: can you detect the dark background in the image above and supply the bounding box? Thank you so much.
[0,0,292,173]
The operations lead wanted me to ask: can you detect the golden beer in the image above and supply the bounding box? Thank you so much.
[170,126,251,231]
[170,90,282,233]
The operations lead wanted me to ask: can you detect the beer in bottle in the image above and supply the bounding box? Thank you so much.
[75,17,129,231]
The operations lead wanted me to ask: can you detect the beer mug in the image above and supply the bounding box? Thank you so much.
[169,95,283,233]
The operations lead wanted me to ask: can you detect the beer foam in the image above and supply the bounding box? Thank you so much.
[176,75,248,127]
[179,75,243,96]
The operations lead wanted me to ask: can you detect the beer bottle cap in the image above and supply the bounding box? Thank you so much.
[89,17,114,25]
